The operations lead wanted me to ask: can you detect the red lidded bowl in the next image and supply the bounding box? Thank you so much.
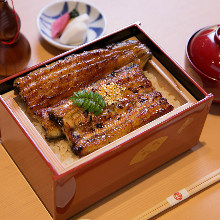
[186,24,220,103]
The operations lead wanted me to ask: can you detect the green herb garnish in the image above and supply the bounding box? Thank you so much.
[69,90,106,116]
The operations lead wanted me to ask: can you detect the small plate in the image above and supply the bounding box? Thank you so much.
[37,0,106,50]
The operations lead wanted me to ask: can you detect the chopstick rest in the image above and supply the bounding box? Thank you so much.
[133,168,220,220]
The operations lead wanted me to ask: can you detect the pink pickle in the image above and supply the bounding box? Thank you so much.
[51,13,70,39]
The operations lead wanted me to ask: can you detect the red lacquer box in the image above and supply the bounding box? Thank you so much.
[0,23,213,219]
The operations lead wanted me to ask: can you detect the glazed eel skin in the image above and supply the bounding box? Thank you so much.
[14,40,151,114]
[48,63,174,157]
[13,40,151,139]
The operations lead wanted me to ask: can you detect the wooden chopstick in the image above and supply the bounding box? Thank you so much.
[133,168,220,220]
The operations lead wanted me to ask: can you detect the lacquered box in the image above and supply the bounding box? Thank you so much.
[0,23,213,219]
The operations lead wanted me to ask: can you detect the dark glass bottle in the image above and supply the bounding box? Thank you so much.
[0,0,31,78]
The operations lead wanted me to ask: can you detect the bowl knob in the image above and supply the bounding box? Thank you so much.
[214,26,220,45]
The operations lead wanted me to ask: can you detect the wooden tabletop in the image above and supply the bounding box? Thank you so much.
[0,0,220,219]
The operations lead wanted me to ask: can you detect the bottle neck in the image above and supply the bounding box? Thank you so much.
[0,0,20,44]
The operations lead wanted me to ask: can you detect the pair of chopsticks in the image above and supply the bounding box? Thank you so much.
[133,168,220,220]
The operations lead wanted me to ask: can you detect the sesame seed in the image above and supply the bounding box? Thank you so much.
[98,82,126,105]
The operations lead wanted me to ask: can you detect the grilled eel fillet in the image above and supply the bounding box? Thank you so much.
[13,40,151,115]
[48,63,174,157]
[13,40,152,139]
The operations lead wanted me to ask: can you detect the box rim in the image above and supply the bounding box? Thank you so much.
[0,23,214,178]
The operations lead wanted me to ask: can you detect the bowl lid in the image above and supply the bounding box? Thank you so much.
[187,24,220,80]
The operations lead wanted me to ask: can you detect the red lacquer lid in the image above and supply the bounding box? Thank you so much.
[187,25,220,80]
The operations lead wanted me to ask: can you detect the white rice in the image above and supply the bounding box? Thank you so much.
[144,70,181,109]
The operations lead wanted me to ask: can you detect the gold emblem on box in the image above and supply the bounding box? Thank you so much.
[177,117,194,134]
[130,136,168,165]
